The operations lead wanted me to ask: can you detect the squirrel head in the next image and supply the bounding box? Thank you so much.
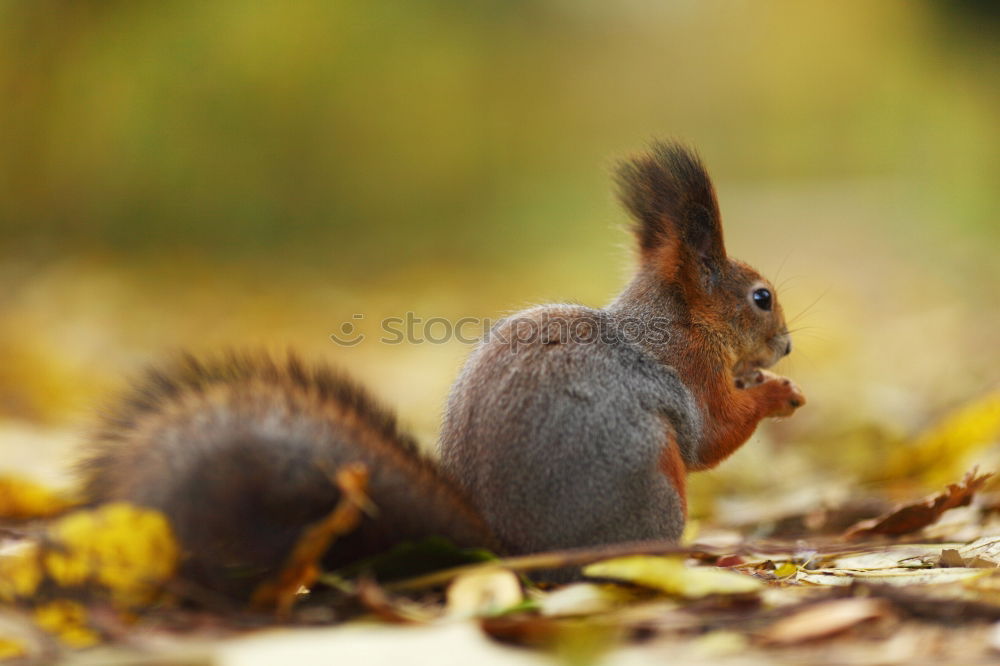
[616,141,791,379]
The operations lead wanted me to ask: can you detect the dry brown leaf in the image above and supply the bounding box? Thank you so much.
[479,615,565,648]
[480,615,617,655]
[939,549,967,568]
[844,469,994,540]
[758,598,894,645]
[251,463,371,616]
[799,567,988,587]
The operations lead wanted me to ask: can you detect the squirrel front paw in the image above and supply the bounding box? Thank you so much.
[740,369,806,418]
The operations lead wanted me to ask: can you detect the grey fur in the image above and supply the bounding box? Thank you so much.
[439,304,702,555]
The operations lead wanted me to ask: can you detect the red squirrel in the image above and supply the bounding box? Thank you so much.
[78,141,804,601]
[439,141,804,557]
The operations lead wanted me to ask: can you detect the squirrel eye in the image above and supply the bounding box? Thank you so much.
[752,288,772,311]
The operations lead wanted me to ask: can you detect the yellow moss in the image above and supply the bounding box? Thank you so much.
[33,600,100,648]
[0,476,76,520]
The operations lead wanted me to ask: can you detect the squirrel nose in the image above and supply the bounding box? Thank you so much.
[783,339,792,356]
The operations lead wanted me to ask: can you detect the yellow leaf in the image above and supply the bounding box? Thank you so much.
[0,637,27,660]
[0,543,43,601]
[0,476,77,520]
[887,391,1000,485]
[583,556,762,599]
[33,600,100,648]
[680,519,700,546]
[774,562,798,578]
[44,502,179,606]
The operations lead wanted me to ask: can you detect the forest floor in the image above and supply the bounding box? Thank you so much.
[0,462,999,665]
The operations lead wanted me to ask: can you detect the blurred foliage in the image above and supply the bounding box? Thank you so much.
[884,392,1000,488]
[2,1,997,265]
[0,475,76,520]
[0,501,178,607]
[0,1,997,510]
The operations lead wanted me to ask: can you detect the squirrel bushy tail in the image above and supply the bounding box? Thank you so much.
[78,352,496,601]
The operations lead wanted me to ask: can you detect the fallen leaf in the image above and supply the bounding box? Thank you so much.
[939,549,966,568]
[845,469,993,540]
[32,601,99,648]
[715,555,744,567]
[43,502,179,605]
[479,615,564,648]
[0,502,179,606]
[0,542,44,600]
[758,598,894,645]
[0,476,77,520]
[959,537,1000,567]
[0,637,27,661]
[835,543,958,570]
[934,539,1000,569]
[537,583,639,617]
[385,540,698,593]
[886,391,1000,486]
[798,567,988,587]
[480,615,617,655]
[446,568,523,618]
[583,556,762,599]
[252,463,371,616]
[774,562,798,578]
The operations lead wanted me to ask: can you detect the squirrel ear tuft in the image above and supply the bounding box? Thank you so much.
[615,141,727,285]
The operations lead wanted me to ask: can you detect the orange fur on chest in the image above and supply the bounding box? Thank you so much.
[696,386,759,468]
[658,431,687,516]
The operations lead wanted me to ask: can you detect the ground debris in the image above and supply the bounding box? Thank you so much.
[844,468,993,540]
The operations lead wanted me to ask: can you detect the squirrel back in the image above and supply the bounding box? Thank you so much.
[440,305,702,555]
[78,352,497,601]
[440,141,805,557]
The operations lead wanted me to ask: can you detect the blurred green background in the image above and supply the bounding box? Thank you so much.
[1,1,997,518]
